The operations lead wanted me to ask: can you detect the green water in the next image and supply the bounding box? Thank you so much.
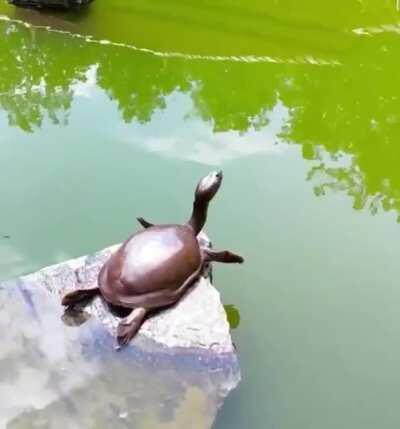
[1,1,400,427]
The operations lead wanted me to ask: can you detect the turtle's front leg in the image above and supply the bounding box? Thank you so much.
[62,287,100,307]
[116,307,147,348]
[136,217,154,229]
[204,248,244,264]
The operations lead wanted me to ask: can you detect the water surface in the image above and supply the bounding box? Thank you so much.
[1,1,400,428]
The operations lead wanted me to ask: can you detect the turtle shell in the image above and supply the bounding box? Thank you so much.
[99,225,202,305]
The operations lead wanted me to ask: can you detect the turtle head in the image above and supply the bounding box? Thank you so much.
[194,170,223,203]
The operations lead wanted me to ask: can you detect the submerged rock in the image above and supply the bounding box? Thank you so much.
[8,0,92,9]
[0,234,240,428]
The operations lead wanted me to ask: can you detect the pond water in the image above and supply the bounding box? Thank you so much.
[1,0,400,428]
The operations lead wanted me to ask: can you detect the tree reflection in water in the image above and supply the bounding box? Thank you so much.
[1,17,400,218]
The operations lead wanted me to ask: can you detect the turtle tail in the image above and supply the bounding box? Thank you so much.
[61,287,100,307]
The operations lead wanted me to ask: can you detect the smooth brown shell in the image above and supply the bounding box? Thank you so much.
[98,225,202,306]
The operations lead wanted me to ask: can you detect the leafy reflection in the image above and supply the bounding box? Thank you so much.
[1,19,400,217]
[224,305,241,330]
[0,23,85,132]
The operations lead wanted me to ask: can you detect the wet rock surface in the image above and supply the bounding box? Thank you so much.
[0,235,240,428]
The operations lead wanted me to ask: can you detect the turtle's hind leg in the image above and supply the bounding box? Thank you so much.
[204,249,244,264]
[116,307,147,348]
[61,287,100,307]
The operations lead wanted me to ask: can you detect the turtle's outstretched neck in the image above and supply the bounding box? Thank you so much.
[187,170,223,235]
[188,200,209,235]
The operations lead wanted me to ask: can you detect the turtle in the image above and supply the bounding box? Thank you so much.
[62,171,244,347]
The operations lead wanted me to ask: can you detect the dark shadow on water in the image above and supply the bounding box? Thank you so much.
[61,306,91,326]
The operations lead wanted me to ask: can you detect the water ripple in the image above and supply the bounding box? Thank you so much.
[0,14,341,66]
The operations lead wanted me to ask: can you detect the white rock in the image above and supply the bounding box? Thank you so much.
[0,233,240,428]
[23,232,235,354]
